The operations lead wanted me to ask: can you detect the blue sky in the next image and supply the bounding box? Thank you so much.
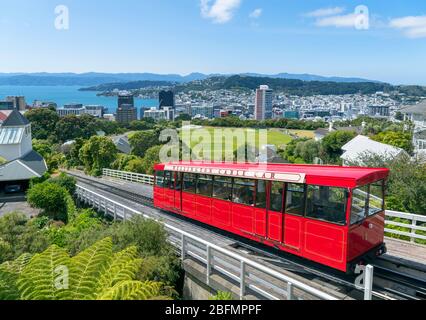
[0,0,426,85]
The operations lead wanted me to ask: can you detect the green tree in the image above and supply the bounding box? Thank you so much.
[372,131,414,154]
[25,109,60,140]
[27,182,70,222]
[129,131,160,157]
[54,114,99,143]
[48,173,77,195]
[79,136,118,176]
[141,145,162,175]
[321,131,357,164]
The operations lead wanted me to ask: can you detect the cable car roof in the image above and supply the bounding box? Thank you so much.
[155,162,390,188]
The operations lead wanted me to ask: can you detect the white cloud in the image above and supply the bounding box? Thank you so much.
[390,15,426,38]
[304,7,345,18]
[315,14,358,28]
[200,0,242,24]
[249,8,262,19]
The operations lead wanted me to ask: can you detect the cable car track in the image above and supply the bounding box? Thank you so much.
[68,172,425,300]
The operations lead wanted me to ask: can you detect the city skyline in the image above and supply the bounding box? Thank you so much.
[1,1,426,85]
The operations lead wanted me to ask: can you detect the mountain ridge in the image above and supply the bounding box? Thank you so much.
[0,72,381,86]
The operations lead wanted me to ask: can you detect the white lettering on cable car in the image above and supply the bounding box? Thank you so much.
[164,165,306,183]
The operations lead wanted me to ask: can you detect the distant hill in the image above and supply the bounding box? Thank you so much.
[79,80,176,91]
[0,72,381,87]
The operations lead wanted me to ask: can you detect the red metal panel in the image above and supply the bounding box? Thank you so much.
[196,195,212,223]
[254,208,267,238]
[267,211,283,243]
[174,190,181,212]
[232,203,254,234]
[347,212,385,262]
[153,186,164,209]
[284,215,303,251]
[164,189,175,209]
[303,220,347,269]
[182,192,196,216]
[212,199,231,227]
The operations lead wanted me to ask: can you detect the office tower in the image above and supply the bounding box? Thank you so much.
[118,92,135,108]
[6,96,26,111]
[254,85,273,120]
[159,90,175,109]
[163,107,175,121]
[116,92,137,124]
[0,101,15,110]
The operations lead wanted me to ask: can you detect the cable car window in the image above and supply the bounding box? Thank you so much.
[306,186,347,225]
[164,171,175,190]
[285,184,305,216]
[368,180,384,216]
[197,175,213,197]
[175,173,183,191]
[213,177,233,201]
[183,173,196,193]
[270,182,284,212]
[256,180,267,209]
[233,179,255,206]
[155,171,164,188]
[351,185,368,225]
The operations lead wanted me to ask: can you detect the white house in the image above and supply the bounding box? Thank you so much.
[340,135,407,166]
[401,101,426,130]
[0,110,47,184]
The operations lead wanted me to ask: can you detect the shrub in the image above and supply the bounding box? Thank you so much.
[49,173,77,195]
[27,182,70,222]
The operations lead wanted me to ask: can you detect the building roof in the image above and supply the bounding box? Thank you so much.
[0,111,11,123]
[19,150,48,176]
[1,110,30,127]
[400,101,426,116]
[154,161,389,188]
[341,135,406,164]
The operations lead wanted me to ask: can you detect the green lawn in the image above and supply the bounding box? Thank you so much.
[180,126,293,153]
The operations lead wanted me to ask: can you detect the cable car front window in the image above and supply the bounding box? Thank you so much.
[368,180,385,216]
[155,171,164,188]
[351,185,368,224]
[306,186,347,225]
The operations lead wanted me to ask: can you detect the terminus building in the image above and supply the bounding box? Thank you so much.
[0,110,47,189]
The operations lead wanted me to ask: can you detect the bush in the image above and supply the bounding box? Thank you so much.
[27,182,71,222]
[0,213,50,263]
[48,173,77,195]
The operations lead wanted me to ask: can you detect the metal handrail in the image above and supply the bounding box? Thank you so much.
[76,184,339,300]
[102,168,154,185]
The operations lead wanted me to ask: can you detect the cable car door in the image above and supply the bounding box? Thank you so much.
[267,181,285,243]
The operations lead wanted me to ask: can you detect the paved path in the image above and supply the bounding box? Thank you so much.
[0,201,40,218]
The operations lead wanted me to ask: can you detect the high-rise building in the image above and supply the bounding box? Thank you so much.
[6,96,26,111]
[0,101,15,110]
[116,92,137,124]
[118,92,135,109]
[254,85,273,120]
[159,90,175,109]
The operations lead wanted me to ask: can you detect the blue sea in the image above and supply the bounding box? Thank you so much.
[0,85,158,113]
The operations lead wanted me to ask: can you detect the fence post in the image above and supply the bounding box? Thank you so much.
[206,245,211,285]
[240,261,246,300]
[364,265,374,300]
[411,217,417,243]
[287,282,294,300]
[181,234,186,261]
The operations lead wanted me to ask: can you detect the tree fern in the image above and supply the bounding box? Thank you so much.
[98,281,163,300]
[17,246,72,300]
[96,246,142,293]
[0,254,32,300]
[70,237,113,300]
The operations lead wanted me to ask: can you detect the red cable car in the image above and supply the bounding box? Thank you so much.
[153,162,389,273]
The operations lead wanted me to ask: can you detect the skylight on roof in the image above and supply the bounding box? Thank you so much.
[0,127,24,145]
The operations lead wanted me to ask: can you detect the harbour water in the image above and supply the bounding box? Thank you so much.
[0,85,158,113]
